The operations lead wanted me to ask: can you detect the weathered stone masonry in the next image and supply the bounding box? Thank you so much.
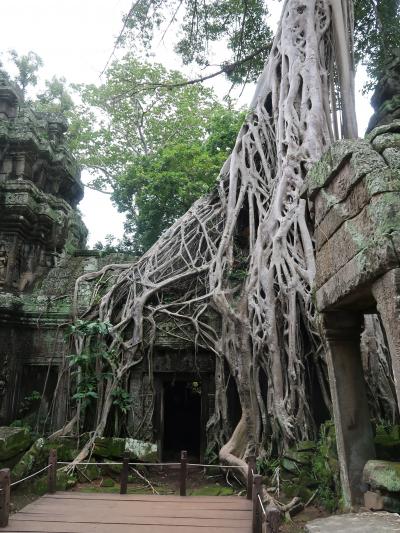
[0,70,88,426]
[305,122,400,508]
[0,71,216,458]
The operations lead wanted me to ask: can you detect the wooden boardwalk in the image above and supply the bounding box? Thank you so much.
[3,492,253,532]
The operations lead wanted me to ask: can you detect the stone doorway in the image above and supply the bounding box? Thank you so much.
[154,374,211,462]
[164,380,201,461]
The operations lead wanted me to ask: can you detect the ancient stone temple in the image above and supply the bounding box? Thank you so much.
[0,70,89,428]
[304,50,400,510]
[0,71,216,461]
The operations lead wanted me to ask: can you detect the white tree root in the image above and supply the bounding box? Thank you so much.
[60,0,395,482]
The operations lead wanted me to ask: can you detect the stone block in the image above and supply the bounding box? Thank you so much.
[364,490,384,510]
[94,437,157,462]
[383,147,400,169]
[305,511,400,532]
[315,191,400,290]
[363,460,400,493]
[11,437,46,481]
[314,178,369,251]
[371,132,400,153]
[0,426,31,461]
[307,140,385,203]
[365,168,400,196]
[316,239,398,310]
[366,120,400,143]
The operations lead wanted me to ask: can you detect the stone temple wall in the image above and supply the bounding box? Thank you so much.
[0,71,216,442]
[0,70,91,428]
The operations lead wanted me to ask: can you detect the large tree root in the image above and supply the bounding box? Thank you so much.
[56,0,397,497]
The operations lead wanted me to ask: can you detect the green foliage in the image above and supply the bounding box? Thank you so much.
[67,319,111,337]
[123,0,273,84]
[7,49,43,97]
[67,319,133,417]
[67,320,111,411]
[122,0,399,90]
[34,76,75,114]
[354,0,400,90]
[17,391,41,417]
[111,387,133,414]
[311,422,341,512]
[72,56,245,252]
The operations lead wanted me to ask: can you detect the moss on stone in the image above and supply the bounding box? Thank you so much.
[363,460,400,492]
[366,119,400,143]
[0,427,32,461]
[365,168,400,196]
[94,437,157,462]
[371,132,400,153]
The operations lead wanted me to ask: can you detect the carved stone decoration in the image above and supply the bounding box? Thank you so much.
[0,69,87,292]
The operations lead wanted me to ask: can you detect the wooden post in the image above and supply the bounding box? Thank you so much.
[247,455,256,500]
[47,449,57,494]
[266,503,281,533]
[180,450,187,496]
[120,452,129,495]
[0,469,10,527]
[252,474,262,533]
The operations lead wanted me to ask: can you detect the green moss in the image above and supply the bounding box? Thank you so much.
[100,477,115,488]
[189,485,234,496]
[0,427,32,461]
[363,460,400,492]
[372,132,400,153]
[310,421,340,512]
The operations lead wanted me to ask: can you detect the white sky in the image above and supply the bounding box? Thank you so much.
[0,1,373,247]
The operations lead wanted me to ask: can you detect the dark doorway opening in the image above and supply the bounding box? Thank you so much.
[163,380,201,461]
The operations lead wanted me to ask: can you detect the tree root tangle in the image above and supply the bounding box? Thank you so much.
[59,0,397,485]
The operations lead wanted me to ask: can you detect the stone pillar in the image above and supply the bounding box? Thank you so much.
[372,268,400,410]
[14,153,26,179]
[0,157,13,180]
[322,311,375,508]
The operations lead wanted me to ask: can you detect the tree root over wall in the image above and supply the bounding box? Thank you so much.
[59,1,396,499]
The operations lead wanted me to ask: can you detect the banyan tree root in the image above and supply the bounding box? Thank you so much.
[60,0,395,474]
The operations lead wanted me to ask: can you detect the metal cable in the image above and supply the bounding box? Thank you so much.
[10,464,52,488]
[128,462,180,467]
[188,463,244,469]
[58,462,122,466]
[257,493,267,517]
[58,461,243,468]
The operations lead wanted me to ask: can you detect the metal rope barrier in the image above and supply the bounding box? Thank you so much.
[257,493,267,517]
[10,464,52,488]
[188,463,244,469]
[58,461,122,465]
[58,461,245,468]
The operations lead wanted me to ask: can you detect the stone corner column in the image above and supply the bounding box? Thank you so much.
[322,310,375,509]
[372,268,400,410]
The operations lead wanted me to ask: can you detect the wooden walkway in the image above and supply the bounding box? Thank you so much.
[3,492,253,532]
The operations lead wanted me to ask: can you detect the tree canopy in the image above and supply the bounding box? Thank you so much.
[121,0,400,88]
[1,52,245,252]
[70,56,245,252]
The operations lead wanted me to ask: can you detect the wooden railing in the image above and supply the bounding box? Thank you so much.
[0,449,281,531]
[249,469,281,533]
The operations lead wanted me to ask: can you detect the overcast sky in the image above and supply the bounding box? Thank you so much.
[0,1,373,246]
